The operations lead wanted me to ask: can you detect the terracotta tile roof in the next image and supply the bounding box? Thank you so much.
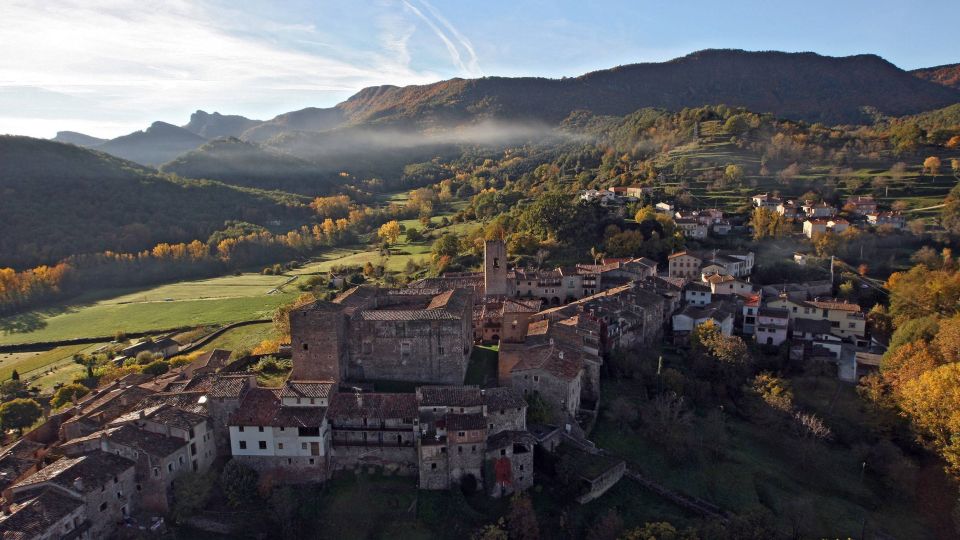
[445,413,487,431]
[807,299,862,312]
[510,343,584,382]
[279,381,335,399]
[328,392,417,421]
[13,451,134,494]
[186,349,232,375]
[418,386,483,408]
[482,387,526,411]
[0,488,83,540]
[228,387,327,427]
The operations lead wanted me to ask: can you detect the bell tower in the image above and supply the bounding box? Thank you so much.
[484,239,508,297]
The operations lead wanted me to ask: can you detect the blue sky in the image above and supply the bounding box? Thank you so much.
[2,0,958,138]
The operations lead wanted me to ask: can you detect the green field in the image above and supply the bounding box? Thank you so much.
[0,273,297,346]
[200,322,277,358]
[294,243,434,275]
[0,342,104,390]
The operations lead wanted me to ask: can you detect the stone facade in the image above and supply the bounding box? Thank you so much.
[291,286,474,385]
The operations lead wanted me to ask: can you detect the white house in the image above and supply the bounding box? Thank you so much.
[755,307,789,346]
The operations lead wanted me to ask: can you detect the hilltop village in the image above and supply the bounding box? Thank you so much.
[0,181,898,538]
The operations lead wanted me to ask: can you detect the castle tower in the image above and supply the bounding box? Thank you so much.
[484,239,508,297]
[290,303,347,382]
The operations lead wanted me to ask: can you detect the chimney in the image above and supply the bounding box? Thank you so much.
[72,477,84,492]
[138,409,145,420]
[558,351,564,360]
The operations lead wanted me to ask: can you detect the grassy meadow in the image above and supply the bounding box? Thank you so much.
[0,273,297,346]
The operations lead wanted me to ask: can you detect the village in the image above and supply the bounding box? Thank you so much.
[0,181,902,539]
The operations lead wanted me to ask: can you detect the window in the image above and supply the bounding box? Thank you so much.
[303,343,309,351]
[301,443,308,450]
[179,456,184,465]
[99,502,108,512]
[238,426,244,432]
[458,431,465,437]
[519,464,524,471]
[190,442,197,455]
[533,376,539,383]
[189,427,195,439]
[239,441,247,450]
[848,322,856,329]
[153,467,159,478]
[258,426,264,432]
[309,458,315,465]
[438,346,444,355]
[298,426,320,437]
[471,445,476,453]
[431,463,437,470]
[500,449,506,456]
[278,443,284,450]
[288,458,292,465]
[258,441,267,450]
[167,463,173,472]
[458,446,463,454]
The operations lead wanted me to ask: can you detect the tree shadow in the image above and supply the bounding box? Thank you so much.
[0,311,48,335]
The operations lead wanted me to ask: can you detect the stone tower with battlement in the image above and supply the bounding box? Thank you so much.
[484,239,508,297]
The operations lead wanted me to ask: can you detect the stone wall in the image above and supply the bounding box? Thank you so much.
[291,306,347,381]
[347,317,471,384]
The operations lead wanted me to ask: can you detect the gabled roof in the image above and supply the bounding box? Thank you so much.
[279,380,335,399]
[328,392,417,421]
[64,424,186,458]
[12,451,134,495]
[482,387,526,410]
[510,343,584,382]
[418,386,483,408]
[0,488,83,540]
[229,387,327,428]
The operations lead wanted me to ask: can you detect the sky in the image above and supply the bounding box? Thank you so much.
[2,0,958,139]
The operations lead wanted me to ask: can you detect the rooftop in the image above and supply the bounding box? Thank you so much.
[0,488,84,540]
[12,451,134,495]
[418,386,483,408]
[229,387,327,428]
[328,392,418,421]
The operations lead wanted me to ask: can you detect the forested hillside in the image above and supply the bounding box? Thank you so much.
[0,136,308,268]
[160,137,337,194]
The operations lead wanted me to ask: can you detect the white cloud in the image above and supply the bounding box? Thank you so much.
[0,0,448,137]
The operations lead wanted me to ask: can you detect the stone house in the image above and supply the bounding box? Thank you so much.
[485,431,535,498]
[290,286,474,385]
[109,403,217,475]
[327,392,419,473]
[505,342,584,421]
[6,451,137,539]
[0,488,87,539]
[60,423,196,513]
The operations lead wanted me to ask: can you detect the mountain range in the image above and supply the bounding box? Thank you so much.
[38,48,960,187]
